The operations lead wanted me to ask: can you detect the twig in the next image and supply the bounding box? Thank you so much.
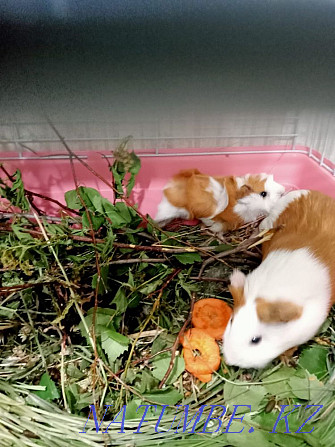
[60,335,68,414]
[158,292,196,389]
[68,151,102,411]
[0,212,78,223]
[197,232,261,278]
[107,258,168,265]
[115,347,172,376]
[0,281,54,295]
[190,276,229,283]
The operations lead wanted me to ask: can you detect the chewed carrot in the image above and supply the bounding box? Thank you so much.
[193,373,213,383]
[181,328,221,379]
[192,298,232,340]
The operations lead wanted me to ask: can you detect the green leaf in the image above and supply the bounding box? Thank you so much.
[151,352,185,385]
[78,308,116,341]
[138,278,164,295]
[143,388,183,406]
[262,366,296,396]
[126,174,136,197]
[65,189,82,209]
[10,170,29,211]
[151,332,175,355]
[129,151,141,175]
[111,287,128,313]
[317,318,331,334]
[224,382,267,414]
[100,328,130,364]
[299,346,328,379]
[34,373,60,401]
[0,300,19,318]
[256,410,321,445]
[226,428,276,447]
[82,211,105,231]
[139,370,158,393]
[75,392,96,411]
[288,375,310,400]
[102,202,127,228]
[11,224,34,241]
[252,413,307,446]
[288,373,324,401]
[125,399,161,420]
[174,252,202,264]
[80,187,102,209]
[114,202,132,223]
[125,399,141,420]
[111,165,124,195]
[214,244,234,252]
[128,269,135,288]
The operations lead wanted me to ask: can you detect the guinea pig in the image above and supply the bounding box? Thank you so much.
[154,168,285,232]
[223,190,335,369]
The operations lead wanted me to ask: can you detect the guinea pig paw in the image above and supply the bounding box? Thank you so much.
[208,222,225,234]
[279,346,298,366]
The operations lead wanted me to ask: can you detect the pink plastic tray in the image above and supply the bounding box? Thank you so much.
[1,145,334,217]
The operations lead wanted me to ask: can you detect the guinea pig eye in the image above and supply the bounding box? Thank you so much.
[260,191,267,198]
[250,336,262,344]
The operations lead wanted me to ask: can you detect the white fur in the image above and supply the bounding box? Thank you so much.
[259,190,309,230]
[234,175,285,223]
[197,177,229,232]
[223,249,331,369]
[230,269,246,289]
[206,177,229,218]
[235,176,245,189]
[154,194,190,225]
[200,219,224,233]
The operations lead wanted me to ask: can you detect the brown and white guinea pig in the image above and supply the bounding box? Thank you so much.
[154,168,285,232]
[223,189,335,369]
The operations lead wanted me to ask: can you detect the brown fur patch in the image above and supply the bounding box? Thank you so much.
[229,284,246,310]
[164,169,217,218]
[262,191,335,308]
[256,297,303,323]
[244,175,266,194]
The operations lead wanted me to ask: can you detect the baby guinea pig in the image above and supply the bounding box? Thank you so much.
[154,168,285,232]
[223,190,335,369]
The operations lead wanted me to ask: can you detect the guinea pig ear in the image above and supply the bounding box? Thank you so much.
[236,184,253,200]
[256,298,303,323]
[228,270,246,309]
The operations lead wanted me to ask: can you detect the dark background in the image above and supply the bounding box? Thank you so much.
[1,1,334,121]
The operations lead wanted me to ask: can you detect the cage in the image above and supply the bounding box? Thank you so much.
[0,110,334,218]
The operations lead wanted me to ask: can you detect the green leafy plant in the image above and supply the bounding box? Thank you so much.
[0,154,334,447]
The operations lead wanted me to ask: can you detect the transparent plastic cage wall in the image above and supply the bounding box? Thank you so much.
[0,111,334,217]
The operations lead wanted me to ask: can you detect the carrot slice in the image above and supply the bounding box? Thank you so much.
[194,373,212,383]
[181,328,221,376]
[192,298,232,340]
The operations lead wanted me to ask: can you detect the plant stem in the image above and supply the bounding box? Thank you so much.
[158,292,196,389]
